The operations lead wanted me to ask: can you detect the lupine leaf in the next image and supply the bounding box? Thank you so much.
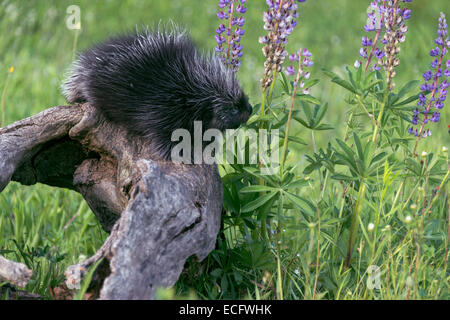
[241,191,279,213]
[240,185,278,193]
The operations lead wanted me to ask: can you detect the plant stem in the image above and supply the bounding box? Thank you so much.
[225,0,236,65]
[280,58,303,171]
[356,94,377,127]
[345,182,366,268]
[364,1,385,72]
[312,205,321,299]
[372,89,389,145]
[268,72,278,104]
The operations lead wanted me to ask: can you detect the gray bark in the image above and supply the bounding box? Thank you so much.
[0,104,223,299]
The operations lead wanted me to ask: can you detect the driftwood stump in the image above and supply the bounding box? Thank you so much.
[0,104,223,299]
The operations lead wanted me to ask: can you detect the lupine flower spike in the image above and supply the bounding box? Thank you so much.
[216,0,247,72]
[358,0,411,90]
[381,0,411,90]
[358,0,385,72]
[286,48,313,95]
[281,48,313,168]
[409,12,449,140]
[260,0,306,90]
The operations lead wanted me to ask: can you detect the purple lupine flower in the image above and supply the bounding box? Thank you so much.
[286,65,296,76]
[409,12,449,138]
[423,70,433,81]
[260,0,306,90]
[359,0,385,71]
[358,0,411,88]
[362,36,373,47]
[430,47,440,57]
[215,0,247,72]
[289,53,299,61]
[374,47,385,59]
[381,0,412,90]
[285,48,313,94]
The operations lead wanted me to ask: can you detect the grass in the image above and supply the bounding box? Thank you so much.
[1,0,449,300]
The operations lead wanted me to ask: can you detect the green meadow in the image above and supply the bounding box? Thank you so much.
[1,0,449,299]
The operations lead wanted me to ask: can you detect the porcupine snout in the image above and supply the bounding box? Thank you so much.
[234,94,252,128]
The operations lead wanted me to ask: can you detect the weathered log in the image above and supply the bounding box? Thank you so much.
[0,104,223,299]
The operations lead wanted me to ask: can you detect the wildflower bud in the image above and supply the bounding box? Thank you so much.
[410,204,417,210]
[405,215,412,224]
[442,146,448,152]
[409,13,449,138]
[368,223,375,232]
[421,151,428,158]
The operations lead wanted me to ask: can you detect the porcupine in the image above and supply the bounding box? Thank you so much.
[62,26,252,160]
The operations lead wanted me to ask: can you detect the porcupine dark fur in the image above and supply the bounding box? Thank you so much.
[62,25,252,160]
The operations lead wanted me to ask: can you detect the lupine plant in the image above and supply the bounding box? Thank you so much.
[1,0,449,301]
[216,0,247,72]
[177,0,450,300]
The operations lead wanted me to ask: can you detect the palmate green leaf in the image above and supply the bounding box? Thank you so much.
[396,80,420,101]
[331,173,358,181]
[302,101,313,121]
[295,94,321,105]
[280,71,290,94]
[375,70,385,91]
[405,158,422,176]
[335,139,357,173]
[322,68,340,79]
[240,185,279,193]
[246,114,275,125]
[235,242,274,270]
[279,132,307,145]
[283,192,314,216]
[272,113,289,129]
[392,93,421,107]
[353,132,364,163]
[223,186,240,214]
[322,68,358,94]
[313,103,328,126]
[331,78,358,94]
[241,191,279,213]
[288,135,308,146]
[363,79,383,91]
[241,166,279,187]
[428,161,448,179]
[303,162,321,175]
[303,79,320,89]
[363,70,377,88]
[314,124,334,131]
[370,151,387,166]
[293,115,311,128]
[352,133,366,175]
[256,193,278,220]
[284,178,309,190]
[363,141,374,170]
[346,66,359,91]
[356,64,362,84]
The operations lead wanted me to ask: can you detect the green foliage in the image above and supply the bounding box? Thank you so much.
[1,0,449,300]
